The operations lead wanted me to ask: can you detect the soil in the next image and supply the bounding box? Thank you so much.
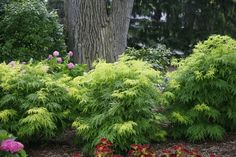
[26,130,236,157]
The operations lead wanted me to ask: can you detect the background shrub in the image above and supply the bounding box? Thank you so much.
[167,35,236,141]
[0,0,65,62]
[72,56,168,154]
[0,62,75,141]
[125,45,172,71]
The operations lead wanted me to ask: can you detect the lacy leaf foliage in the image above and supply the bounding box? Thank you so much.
[0,62,74,141]
[168,35,236,141]
[72,56,167,153]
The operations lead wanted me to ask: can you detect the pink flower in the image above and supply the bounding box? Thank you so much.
[0,139,24,153]
[57,57,62,63]
[48,54,53,60]
[67,62,75,70]
[68,51,74,57]
[53,51,60,57]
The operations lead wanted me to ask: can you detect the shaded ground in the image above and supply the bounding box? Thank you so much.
[27,131,236,157]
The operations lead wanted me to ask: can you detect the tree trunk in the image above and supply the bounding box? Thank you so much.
[64,0,134,67]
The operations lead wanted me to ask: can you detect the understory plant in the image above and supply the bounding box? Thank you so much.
[72,56,168,154]
[125,45,172,71]
[94,138,220,157]
[0,62,75,141]
[167,35,236,141]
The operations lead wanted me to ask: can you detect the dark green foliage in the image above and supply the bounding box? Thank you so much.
[47,0,64,23]
[167,35,236,141]
[0,0,65,62]
[129,0,236,54]
[0,62,74,141]
[125,45,172,71]
[72,56,167,154]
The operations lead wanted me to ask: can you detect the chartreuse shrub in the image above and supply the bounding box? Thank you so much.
[167,35,236,141]
[125,45,172,71]
[0,0,65,62]
[72,56,168,154]
[0,62,75,141]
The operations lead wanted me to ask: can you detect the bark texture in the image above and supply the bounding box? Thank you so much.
[64,0,134,67]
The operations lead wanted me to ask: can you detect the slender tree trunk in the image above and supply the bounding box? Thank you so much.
[64,0,134,67]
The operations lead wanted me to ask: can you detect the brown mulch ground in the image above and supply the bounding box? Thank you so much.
[26,131,236,157]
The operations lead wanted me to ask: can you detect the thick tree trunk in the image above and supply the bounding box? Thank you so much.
[64,0,134,67]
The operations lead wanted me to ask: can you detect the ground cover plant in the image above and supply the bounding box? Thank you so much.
[72,56,168,154]
[167,35,236,141]
[93,138,221,157]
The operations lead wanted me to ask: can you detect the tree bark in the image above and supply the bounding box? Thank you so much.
[64,0,134,67]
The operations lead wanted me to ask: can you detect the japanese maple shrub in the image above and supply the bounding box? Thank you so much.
[72,56,168,154]
[167,35,236,141]
[0,62,75,141]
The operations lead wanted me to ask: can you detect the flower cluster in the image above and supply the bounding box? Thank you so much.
[129,144,155,157]
[0,139,24,154]
[48,50,75,70]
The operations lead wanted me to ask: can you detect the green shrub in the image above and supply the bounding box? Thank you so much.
[72,56,167,154]
[0,62,75,141]
[0,0,65,62]
[167,35,236,141]
[125,45,172,71]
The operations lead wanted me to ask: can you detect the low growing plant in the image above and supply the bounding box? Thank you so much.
[94,138,221,157]
[72,56,168,154]
[167,35,236,141]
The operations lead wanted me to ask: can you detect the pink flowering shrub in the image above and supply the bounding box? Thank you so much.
[0,139,24,153]
[46,50,87,77]
[0,130,27,157]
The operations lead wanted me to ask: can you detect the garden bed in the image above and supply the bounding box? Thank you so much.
[27,131,236,157]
